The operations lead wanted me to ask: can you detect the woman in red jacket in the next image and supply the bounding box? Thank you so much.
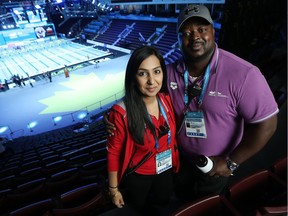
[107,46,180,214]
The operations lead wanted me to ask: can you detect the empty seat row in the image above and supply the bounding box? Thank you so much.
[0,138,107,179]
[8,182,109,216]
[0,159,108,215]
[0,155,107,192]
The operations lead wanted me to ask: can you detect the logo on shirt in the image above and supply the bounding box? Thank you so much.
[170,82,178,90]
[208,91,228,98]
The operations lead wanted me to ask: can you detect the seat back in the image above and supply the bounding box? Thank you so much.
[45,167,80,196]
[228,170,287,215]
[271,156,287,184]
[51,187,105,216]
[60,183,100,207]
[171,194,240,216]
[9,198,53,216]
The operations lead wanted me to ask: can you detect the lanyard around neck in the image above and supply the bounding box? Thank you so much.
[148,97,171,149]
[184,64,211,109]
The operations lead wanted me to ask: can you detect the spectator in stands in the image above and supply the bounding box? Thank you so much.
[12,75,23,88]
[4,79,9,90]
[106,46,179,215]
[0,83,4,92]
[0,79,4,91]
[64,65,70,78]
[105,5,278,203]
[47,72,52,82]
[25,72,34,88]
[21,76,26,86]
[94,60,99,68]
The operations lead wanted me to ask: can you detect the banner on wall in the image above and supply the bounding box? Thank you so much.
[34,24,56,39]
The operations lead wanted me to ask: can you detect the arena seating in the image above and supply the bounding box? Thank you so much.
[0,120,109,216]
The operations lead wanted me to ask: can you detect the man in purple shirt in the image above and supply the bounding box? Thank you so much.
[169,4,278,200]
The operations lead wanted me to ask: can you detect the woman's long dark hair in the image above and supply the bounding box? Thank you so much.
[124,46,168,145]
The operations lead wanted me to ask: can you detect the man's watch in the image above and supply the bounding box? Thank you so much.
[226,157,239,172]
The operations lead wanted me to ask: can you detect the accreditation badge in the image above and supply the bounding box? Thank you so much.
[155,149,172,174]
[185,111,207,138]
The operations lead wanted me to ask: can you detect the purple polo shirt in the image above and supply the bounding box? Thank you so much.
[167,44,279,157]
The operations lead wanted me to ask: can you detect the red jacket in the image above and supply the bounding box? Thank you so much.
[107,93,180,183]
